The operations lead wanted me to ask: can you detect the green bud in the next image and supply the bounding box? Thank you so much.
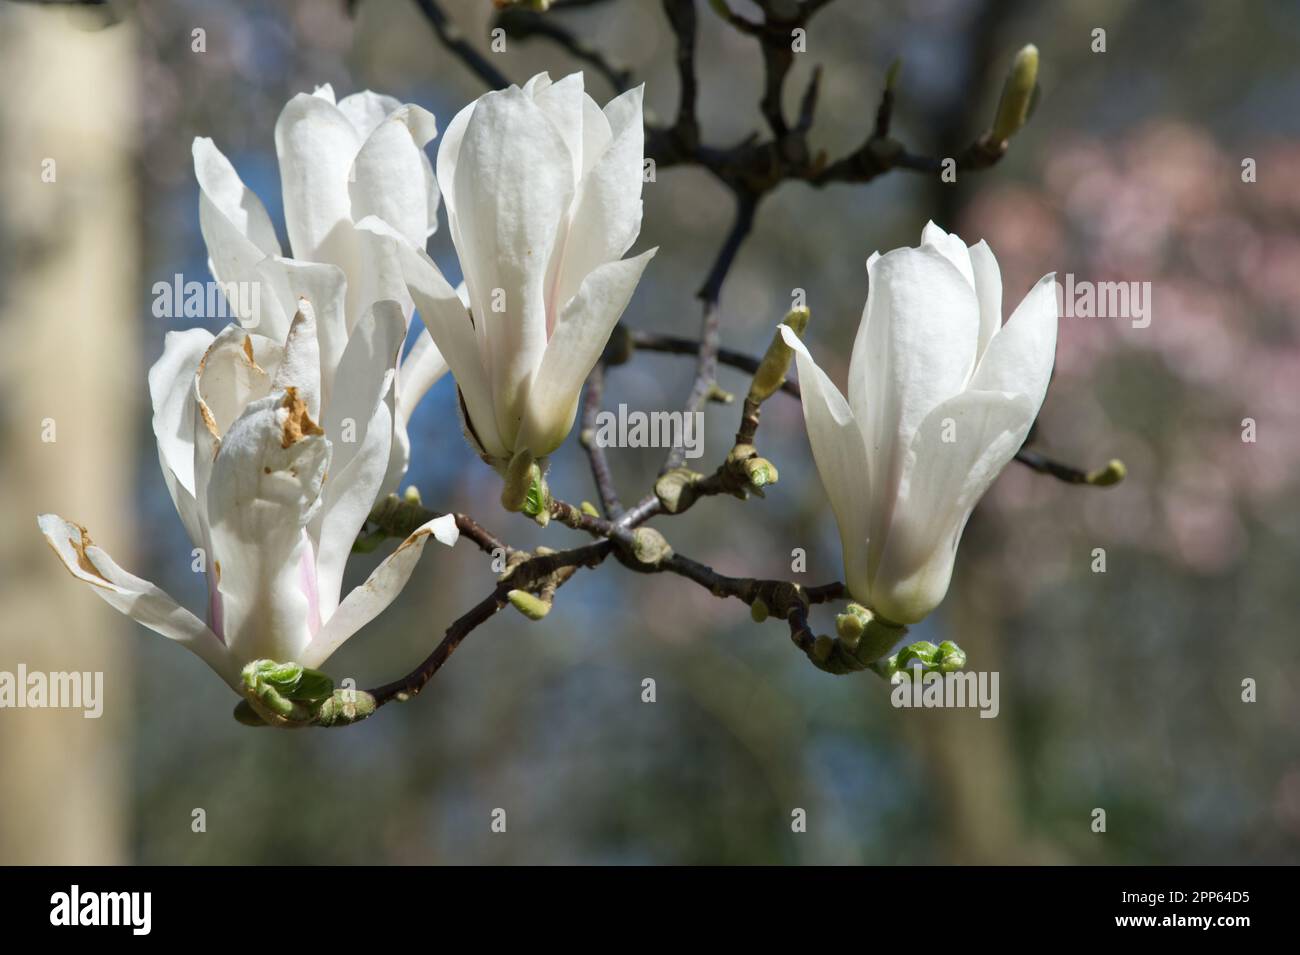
[1086,458,1126,487]
[315,689,377,727]
[990,44,1039,143]
[402,485,422,505]
[855,609,908,665]
[749,308,811,403]
[580,500,600,517]
[290,668,334,702]
[834,602,870,649]
[500,450,537,512]
[750,598,770,623]
[895,641,940,672]
[260,661,304,689]
[630,527,673,567]
[936,640,968,672]
[507,588,551,620]
[655,468,701,514]
[887,639,969,677]
[523,470,549,523]
[742,456,778,490]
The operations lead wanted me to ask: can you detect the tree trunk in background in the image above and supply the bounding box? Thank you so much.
[0,5,137,864]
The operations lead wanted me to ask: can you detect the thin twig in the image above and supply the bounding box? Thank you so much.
[411,0,512,90]
[366,541,614,707]
[494,6,633,94]
[579,363,623,517]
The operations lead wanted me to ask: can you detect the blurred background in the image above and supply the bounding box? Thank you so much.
[1,0,1297,864]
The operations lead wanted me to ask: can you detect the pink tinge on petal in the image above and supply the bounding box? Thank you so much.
[298,533,322,639]
[208,570,225,643]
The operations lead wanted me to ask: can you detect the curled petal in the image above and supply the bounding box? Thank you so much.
[148,328,212,545]
[299,515,458,669]
[37,515,239,690]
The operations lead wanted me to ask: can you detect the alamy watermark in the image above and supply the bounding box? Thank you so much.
[592,403,705,459]
[0,665,103,718]
[50,885,150,935]
[152,273,259,323]
[891,669,999,718]
[1056,274,1151,329]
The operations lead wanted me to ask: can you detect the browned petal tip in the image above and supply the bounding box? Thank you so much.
[68,522,111,586]
[281,386,324,448]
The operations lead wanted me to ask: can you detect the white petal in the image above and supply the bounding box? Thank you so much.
[781,326,873,604]
[968,239,1004,360]
[549,84,645,318]
[870,390,1035,623]
[921,220,975,289]
[37,514,239,690]
[531,72,586,184]
[192,136,281,257]
[336,90,403,138]
[349,104,439,249]
[969,272,1058,411]
[148,328,212,545]
[299,515,458,669]
[193,139,291,340]
[849,244,980,534]
[206,391,331,664]
[271,299,322,420]
[448,84,576,447]
[193,324,279,438]
[359,215,507,460]
[580,91,614,180]
[396,327,449,427]
[517,249,655,458]
[274,91,362,276]
[435,97,474,259]
[311,300,406,617]
[256,257,349,412]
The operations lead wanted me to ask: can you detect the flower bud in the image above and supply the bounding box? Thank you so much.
[315,689,377,727]
[507,589,552,620]
[741,456,778,491]
[1086,458,1126,487]
[655,468,702,514]
[990,44,1039,143]
[749,308,811,403]
[501,450,542,513]
[629,527,673,567]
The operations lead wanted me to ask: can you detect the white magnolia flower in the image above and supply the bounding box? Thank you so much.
[192,84,448,493]
[361,71,656,469]
[39,301,458,691]
[782,222,1058,624]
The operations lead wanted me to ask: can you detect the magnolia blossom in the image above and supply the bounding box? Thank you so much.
[40,302,457,690]
[362,71,656,469]
[193,84,448,491]
[782,222,1058,624]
